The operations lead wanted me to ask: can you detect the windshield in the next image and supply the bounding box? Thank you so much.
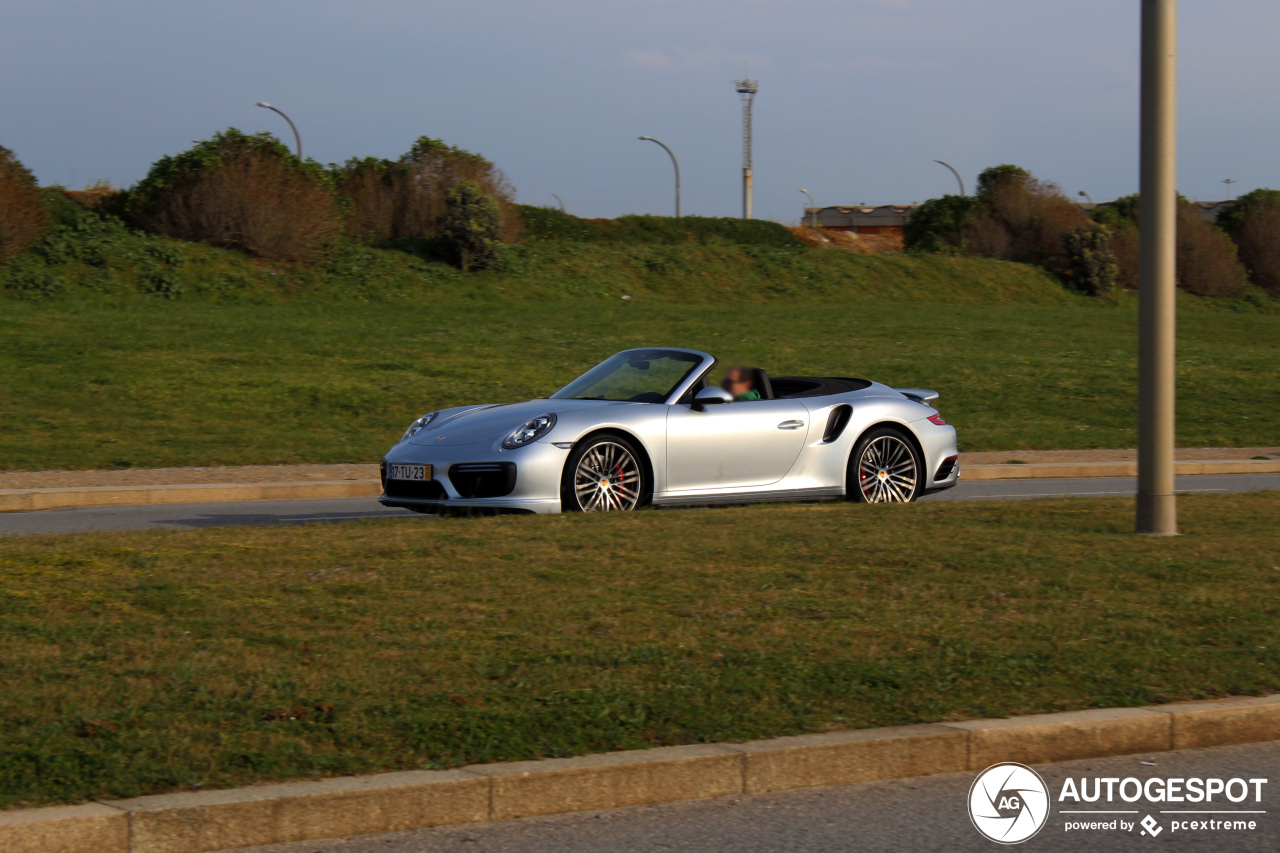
[550,350,704,403]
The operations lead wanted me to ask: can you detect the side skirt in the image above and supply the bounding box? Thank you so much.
[652,486,845,507]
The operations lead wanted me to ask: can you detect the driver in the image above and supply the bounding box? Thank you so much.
[722,366,761,401]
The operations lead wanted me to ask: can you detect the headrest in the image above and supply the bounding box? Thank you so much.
[750,368,773,400]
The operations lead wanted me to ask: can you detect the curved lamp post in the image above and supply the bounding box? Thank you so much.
[932,160,966,196]
[800,189,818,227]
[638,136,681,217]
[551,193,566,212]
[256,102,302,159]
[1079,190,1095,205]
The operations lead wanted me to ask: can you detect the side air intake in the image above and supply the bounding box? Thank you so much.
[823,405,853,443]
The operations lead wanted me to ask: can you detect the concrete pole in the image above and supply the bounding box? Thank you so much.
[743,168,753,219]
[1136,0,1178,535]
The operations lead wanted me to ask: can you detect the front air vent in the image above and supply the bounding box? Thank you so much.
[823,405,853,443]
[384,479,449,500]
[449,462,517,499]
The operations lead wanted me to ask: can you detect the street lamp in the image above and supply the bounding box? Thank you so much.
[637,136,681,217]
[932,160,966,196]
[256,102,302,159]
[800,189,818,228]
[551,194,566,213]
[1079,190,1095,205]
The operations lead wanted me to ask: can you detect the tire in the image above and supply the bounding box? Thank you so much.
[847,427,923,503]
[560,433,649,512]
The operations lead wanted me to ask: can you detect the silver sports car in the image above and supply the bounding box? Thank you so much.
[380,348,959,514]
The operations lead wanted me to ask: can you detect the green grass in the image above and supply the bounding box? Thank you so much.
[1,295,1277,470]
[1,492,1278,807]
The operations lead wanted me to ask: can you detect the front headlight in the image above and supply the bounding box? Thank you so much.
[401,412,438,441]
[502,413,557,449]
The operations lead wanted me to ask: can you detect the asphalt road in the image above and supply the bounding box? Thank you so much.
[2,472,1278,537]
[230,741,1280,853]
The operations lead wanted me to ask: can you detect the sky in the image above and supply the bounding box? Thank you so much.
[3,0,1279,223]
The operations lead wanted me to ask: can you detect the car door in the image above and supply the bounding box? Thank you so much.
[664,399,809,491]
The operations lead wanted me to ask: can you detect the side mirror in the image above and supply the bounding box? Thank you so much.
[692,386,733,411]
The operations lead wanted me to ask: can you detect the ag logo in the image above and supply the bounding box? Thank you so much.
[968,762,1050,844]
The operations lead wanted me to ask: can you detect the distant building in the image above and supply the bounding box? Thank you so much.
[804,199,1238,235]
[804,205,918,236]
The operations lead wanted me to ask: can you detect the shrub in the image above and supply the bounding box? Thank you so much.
[439,181,503,270]
[903,195,976,253]
[1176,203,1247,299]
[0,254,64,298]
[129,129,342,264]
[960,166,1090,270]
[1095,195,1247,298]
[1092,196,1141,289]
[514,206,802,247]
[0,146,51,264]
[1217,189,1280,297]
[1063,222,1119,296]
[333,138,520,246]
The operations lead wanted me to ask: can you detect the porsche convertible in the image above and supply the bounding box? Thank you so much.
[380,348,959,514]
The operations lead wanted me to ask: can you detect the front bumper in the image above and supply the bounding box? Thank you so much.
[379,439,568,514]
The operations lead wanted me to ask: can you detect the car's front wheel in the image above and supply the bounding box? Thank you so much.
[848,427,922,503]
[561,433,648,512]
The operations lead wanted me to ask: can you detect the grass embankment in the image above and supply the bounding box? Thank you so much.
[2,492,1278,807]
[2,297,1278,470]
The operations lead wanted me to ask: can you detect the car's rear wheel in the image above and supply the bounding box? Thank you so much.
[848,428,922,503]
[561,434,648,512]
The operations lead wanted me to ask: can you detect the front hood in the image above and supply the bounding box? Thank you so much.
[407,398,627,446]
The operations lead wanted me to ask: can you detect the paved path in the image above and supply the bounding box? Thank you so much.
[1,473,1277,537]
[230,741,1280,853]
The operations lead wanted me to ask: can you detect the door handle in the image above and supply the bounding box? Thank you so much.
[777,420,805,430]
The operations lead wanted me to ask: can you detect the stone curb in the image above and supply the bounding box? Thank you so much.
[962,458,1280,481]
[4,695,1277,853]
[2,459,1278,514]
[0,481,383,513]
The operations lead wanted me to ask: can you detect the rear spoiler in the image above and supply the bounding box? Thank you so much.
[893,388,939,405]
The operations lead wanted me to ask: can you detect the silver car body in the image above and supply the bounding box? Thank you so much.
[380,348,959,513]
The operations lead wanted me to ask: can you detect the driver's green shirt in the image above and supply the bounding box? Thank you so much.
[734,389,762,402]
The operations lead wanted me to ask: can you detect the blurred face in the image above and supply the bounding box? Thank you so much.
[723,369,752,396]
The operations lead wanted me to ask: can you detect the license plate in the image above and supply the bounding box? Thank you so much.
[389,463,432,481]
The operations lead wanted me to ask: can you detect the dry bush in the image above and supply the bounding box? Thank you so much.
[1176,204,1247,299]
[335,161,399,244]
[1108,222,1141,290]
[1096,196,1246,298]
[335,138,521,246]
[139,148,341,264]
[0,146,51,263]
[960,170,1090,270]
[1220,192,1280,297]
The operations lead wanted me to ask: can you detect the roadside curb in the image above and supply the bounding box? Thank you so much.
[0,481,382,514]
[962,458,1280,481]
[2,459,1278,514]
[5,695,1277,853]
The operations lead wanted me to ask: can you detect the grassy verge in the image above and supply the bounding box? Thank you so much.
[2,297,1277,470]
[2,491,1279,807]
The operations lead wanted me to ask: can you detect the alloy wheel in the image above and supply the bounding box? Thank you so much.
[857,435,919,503]
[573,441,642,511]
